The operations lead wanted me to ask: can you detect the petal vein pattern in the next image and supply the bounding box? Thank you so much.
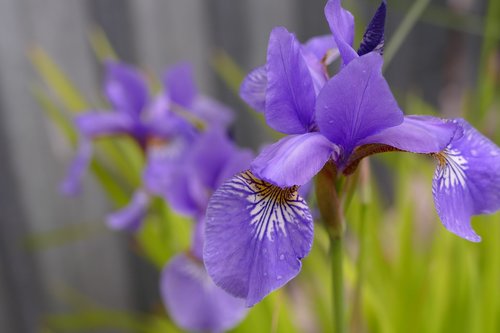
[204,171,314,306]
[436,148,468,190]
[432,119,500,242]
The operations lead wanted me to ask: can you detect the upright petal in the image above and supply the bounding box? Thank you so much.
[325,0,357,65]
[359,115,459,154]
[357,0,386,56]
[204,171,314,306]
[301,35,339,93]
[240,66,267,113]
[75,112,137,138]
[106,190,150,232]
[251,133,335,187]
[316,53,403,165]
[104,61,148,116]
[59,139,93,196]
[161,254,247,333]
[164,62,198,108]
[265,27,316,134]
[432,119,500,242]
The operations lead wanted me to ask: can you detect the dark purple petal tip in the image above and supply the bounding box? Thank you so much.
[357,0,386,56]
[204,171,314,306]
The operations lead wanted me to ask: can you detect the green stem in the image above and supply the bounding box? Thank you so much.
[350,202,367,333]
[315,163,346,333]
[331,234,346,333]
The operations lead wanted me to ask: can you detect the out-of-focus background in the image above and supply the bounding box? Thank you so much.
[0,0,497,332]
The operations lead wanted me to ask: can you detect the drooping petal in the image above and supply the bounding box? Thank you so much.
[251,133,335,187]
[357,0,386,56]
[359,115,460,154]
[432,119,500,242]
[161,254,247,333]
[104,61,148,116]
[164,62,198,108]
[265,27,316,134]
[191,95,234,128]
[316,53,403,165]
[324,0,357,65]
[106,190,150,232]
[75,112,137,138]
[204,171,314,306]
[59,139,93,196]
[240,66,267,113]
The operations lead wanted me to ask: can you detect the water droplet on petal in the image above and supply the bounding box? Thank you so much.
[277,275,282,280]
[279,254,285,260]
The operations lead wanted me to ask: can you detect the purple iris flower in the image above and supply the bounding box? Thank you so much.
[160,129,253,332]
[61,60,232,231]
[203,0,500,307]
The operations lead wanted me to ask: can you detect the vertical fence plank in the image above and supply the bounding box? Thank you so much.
[130,0,212,90]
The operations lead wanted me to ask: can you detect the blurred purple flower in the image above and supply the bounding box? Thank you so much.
[61,60,233,231]
[203,0,500,307]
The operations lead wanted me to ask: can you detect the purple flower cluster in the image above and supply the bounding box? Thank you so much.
[62,61,250,332]
[203,0,500,307]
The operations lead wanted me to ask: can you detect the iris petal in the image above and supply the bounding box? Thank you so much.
[324,0,357,65]
[251,133,335,187]
[432,119,500,242]
[359,115,459,154]
[240,66,267,113]
[163,62,198,108]
[75,112,136,138]
[191,95,234,128]
[265,27,316,134]
[161,254,247,333]
[357,0,386,56]
[204,171,314,306]
[316,53,403,165]
[59,139,93,196]
[104,61,148,116]
[106,190,150,232]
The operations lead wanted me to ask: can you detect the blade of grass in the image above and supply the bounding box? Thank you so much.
[29,47,88,112]
[384,0,432,71]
